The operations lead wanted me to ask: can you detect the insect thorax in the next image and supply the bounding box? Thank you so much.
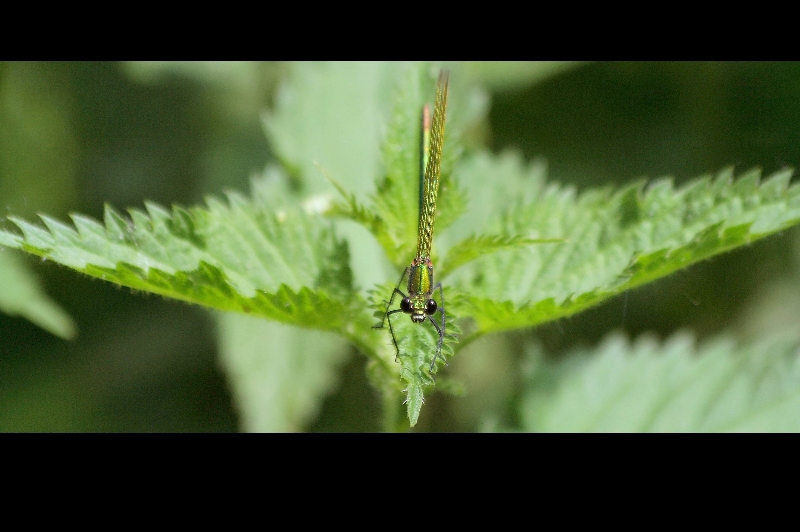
[407,257,434,299]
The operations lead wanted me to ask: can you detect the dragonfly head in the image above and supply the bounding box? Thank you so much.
[402,297,437,323]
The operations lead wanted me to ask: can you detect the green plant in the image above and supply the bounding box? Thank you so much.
[3,61,800,431]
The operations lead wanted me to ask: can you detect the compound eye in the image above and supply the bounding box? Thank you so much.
[425,299,437,315]
[400,297,412,313]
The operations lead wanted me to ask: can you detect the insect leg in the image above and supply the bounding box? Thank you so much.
[372,268,409,329]
[433,282,446,343]
[426,313,445,373]
[385,308,405,362]
[433,282,450,368]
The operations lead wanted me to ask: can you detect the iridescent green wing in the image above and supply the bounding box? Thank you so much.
[416,70,449,260]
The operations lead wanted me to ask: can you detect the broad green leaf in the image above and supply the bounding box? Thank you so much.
[444,156,800,341]
[0,250,76,339]
[263,61,393,199]
[217,312,349,432]
[370,280,461,426]
[0,184,359,332]
[522,331,800,432]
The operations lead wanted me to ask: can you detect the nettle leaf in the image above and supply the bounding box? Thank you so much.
[444,156,800,341]
[522,331,800,432]
[262,61,389,198]
[0,249,76,339]
[217,312,349,432]
[370,280,462,426]
[0,190,359,332]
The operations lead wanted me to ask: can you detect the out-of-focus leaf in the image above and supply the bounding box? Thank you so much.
[0,250,76,339]
[522,331,800,432]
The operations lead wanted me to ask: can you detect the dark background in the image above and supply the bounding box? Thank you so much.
[1,61,798,431]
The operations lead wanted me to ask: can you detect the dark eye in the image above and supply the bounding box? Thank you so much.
[401,297,412,313]
[425,299,437,315]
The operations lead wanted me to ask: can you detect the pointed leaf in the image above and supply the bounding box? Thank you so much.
[217,313,349,432]
[522,331,800,432]
[370,280,461,425]
[445,158,800,341]
[0,182,361,332]
[0,250,76,339]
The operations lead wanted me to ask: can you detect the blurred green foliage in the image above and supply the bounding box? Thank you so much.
[1,61,800,431]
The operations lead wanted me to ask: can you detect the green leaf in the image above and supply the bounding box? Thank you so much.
[370,280,462,426]
[440,234,564,274]
[217,312,349,432]
[445,158,800,341]
[263,61,393,198]
[0,186,359,332]
[522,331,800,432]
[0,250,76,339]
